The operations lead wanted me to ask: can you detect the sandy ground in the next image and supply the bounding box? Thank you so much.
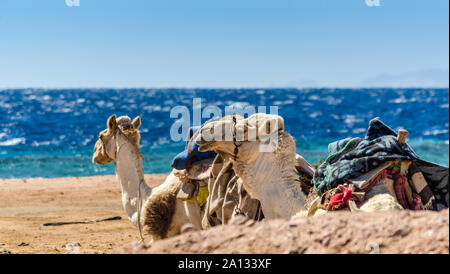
[0,174,167,254]
[1,174,448,254]
[118,210,449,254]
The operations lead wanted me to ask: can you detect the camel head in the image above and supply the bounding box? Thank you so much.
[195,113,304,218]
[195,113,286,162]
[92,114,141,165]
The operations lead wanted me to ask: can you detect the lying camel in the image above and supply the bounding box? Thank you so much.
[92,115,203,240]
[195,113,403,219]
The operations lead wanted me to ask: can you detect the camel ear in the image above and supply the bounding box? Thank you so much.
[107,114,117,131]
[132,116,141,129]
[258,116,284,139]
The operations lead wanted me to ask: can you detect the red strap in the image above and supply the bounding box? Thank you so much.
[330,185,354,207]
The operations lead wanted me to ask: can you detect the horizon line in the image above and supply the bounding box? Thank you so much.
[0,86,449,90]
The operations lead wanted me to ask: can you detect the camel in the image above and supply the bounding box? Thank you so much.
[92,115,203,240]
[195,113,403,219]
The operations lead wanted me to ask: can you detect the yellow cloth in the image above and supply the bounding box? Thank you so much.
[186,185,209,208]
[196,185,209,208]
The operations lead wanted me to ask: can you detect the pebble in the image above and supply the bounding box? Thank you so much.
[392,228,409,237]
[128,241,146,251]
[201,242,212,250]
[18,242,29,247]
[1,248,11,254]
[180,223,199,234]
[425,229,434,238]
[244,219,256,227]
[229,215,249,225]
[284,246,307,254]
[288,221,298,227]
[322,237,331,246]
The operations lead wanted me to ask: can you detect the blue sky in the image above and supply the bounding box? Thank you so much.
[0,0,448,88]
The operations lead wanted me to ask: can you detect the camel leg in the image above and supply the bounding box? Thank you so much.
[183,200,203,229]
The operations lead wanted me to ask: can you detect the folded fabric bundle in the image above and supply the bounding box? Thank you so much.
[311,117,448,211]
[202,154,262,228]
[171,125,217,171]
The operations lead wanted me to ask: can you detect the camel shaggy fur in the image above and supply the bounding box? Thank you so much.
[92,115,202,240]
[195,113,403,219]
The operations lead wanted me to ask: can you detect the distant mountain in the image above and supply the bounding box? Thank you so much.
[361,69,449,88]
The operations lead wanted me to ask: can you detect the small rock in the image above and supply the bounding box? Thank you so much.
[284,246,307,254]
[201,242,212,250]
[18,242,29,247]
[1,248,11,254]
[339,219,348,226]
[424,229,434,238]
[180,223,198,234]
[229,215,249,225]
[244,219,256,227]
[288,221,298,227]
[392,228,409,237]
[321,237,331,246]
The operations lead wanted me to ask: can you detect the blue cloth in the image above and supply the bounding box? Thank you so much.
[171,126,217,171]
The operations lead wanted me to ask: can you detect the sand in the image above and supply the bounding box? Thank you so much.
[1,174,448,254]
[0,174,167,254]
[117,209,449,254]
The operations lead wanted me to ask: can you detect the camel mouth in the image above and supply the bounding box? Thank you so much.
[92,156,112,165]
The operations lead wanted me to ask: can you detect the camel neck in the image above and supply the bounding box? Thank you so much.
[114,140,152,227]
[235,155,306,219]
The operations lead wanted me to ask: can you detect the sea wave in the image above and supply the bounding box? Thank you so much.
[0,88,448,177]
[0,137,26,146]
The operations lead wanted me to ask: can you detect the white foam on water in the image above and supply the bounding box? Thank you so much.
[424,129,449,136]
[0,137,25,146]
[309,111,322,118]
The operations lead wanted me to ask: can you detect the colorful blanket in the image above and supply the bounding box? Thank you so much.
[311,118,448,210]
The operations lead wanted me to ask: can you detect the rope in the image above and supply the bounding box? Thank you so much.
[232,116,241,161]
[137,178,145,243]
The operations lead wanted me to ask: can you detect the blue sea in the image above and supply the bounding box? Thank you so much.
[0,88,448,178]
